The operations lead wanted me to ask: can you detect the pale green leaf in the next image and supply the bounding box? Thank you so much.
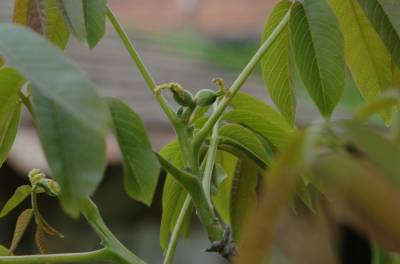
[210,163,227,195]
[59,0,107,48]
[261,0,295,124]
[290,0,345,117]
[0,24,109,217]
[159,140,192,253]
[0,68,24,167]
[330,0,392,122]
[9,209,33,255]
[44,0,70,49]
[106,97,160,206]
[358,0,400,67]
[0,185,31,218]
[230,158,260,241]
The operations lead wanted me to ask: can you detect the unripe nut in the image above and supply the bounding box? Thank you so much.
[194,89,217,106]
[172,89,194,107]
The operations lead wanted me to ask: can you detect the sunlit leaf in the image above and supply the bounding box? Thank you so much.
[107,97,160,206]
[9,209,33,255]
[0,185,31,218]
[0,25,109,217]
[261,0,295,124]
[44,0,70,49]
[358,0,400,67]
[353,95,399,123]
[0,68,24,167]
[330,0,392,122]
[290,0,345,117]
[59,0,107,48]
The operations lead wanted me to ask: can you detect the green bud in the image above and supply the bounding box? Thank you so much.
[28,169,46,185]
[194,89,217,106]
[38,179,61,197]
[172,89,194,107]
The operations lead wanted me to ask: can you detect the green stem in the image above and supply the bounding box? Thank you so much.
[106,8,177,126]
[163,195,191,264]
[202,102,221,207]
[81,199,146,264]
[193,9,291,151]
[19,91,34,117]
[0,249,111,264]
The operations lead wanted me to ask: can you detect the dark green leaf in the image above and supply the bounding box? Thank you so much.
[159,140,192,253]
[331,0,392,122]
[9,209,33,255]
[59,0,107,48]
[290,0,345,117]
[0,185,31,218]
[0,24,109,217]
[0,68,24,167]
[230,158,259,241]
[261,0,295,124]
[358,0,400,67]
[106,97,160,206]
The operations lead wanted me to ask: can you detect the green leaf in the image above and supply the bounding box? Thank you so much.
[230,158,260,241]
[218,123,272,168]
[0,24,109,217]
[289,0,345,117]
[106,97,160,206]
[353,94,399,123]
[330,0,392,122]
[59,0,107,48]
[44,0,70,49]
[0,185,31,218]
[0,245,8,256]
[9,208,33,255]
[261,0,295,124]
[210,163,227,195]
[358,0,400,67]
[0,68,24,167]
[159,140,192,253]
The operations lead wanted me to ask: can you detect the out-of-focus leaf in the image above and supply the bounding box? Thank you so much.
[358,0,400,67]
[159,140,192,253]
[13,0,45,34]
[331,0,392,122]
[261,0,295,124]
[0,185,31,218]
[353,95,399,123]
[213,151,237,224]
[0,68,24,167]
[337,121,400,185]
[0,245,8,256]
[312,153,400,251]
[230,158,260,241]
[219,124,272,168]
[107,97,160,206]
[210,163,227,195]
[290,0,345,117]
[59,0,107,48]
[235,131,306,264]
[35,225,47,254]
[37,212,63,238]
[0,57,4,68]
[9,209,33,255]
[0,25,109,217]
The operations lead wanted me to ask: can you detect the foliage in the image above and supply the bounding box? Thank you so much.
[0,0,399,263]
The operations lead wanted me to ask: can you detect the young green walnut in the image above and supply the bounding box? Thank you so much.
[194,89,218,106]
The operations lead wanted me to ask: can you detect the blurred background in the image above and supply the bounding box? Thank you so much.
[0,0,368,263]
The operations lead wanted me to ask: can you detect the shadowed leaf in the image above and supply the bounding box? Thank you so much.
[9,209,33,255]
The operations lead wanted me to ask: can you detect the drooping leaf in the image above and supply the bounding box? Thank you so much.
[290,0,345,117]
[0,185,31,218]
[0,24,109,217]
[59,0,107,48]
[13,0,45,34]
[37,212,64,238]
[230,158,260,241]
[35,225,48,254]
[159,140,192,253]
[212,151,237,224]
[330,0,392,122]
[106,97,160,206]
[219,123,272,168]
[261,0,295,124]
[44,0,70,49]
[353,95,399,123]
[223,110,293,149]
[9,209,33,255]
[358,0,400,67]
[0,68,25,167]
